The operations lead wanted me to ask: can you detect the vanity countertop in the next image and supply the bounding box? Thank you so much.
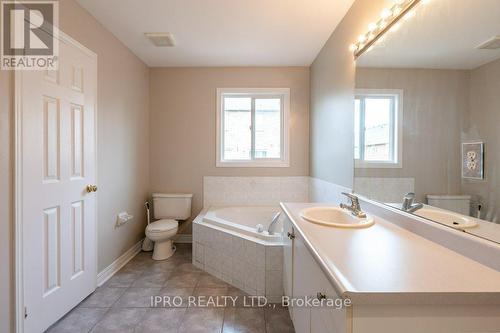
[281,202,500,305]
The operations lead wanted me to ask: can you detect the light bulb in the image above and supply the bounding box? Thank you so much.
[349,44,358,52]
[390,23,401,32]
[381,8,393,19]
[368,22,377,32]
[358,34,367,43]
[376,35,386,45]
[404,9,416,20]
[392,5,402,16]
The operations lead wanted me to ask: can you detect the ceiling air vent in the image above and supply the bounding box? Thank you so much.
[476,36,500,50]
[145,33,176,47]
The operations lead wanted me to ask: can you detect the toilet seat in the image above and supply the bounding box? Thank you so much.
[146,219,178,233]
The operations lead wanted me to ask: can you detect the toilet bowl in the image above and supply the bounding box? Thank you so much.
[145,219,179,260]
[147,193,192,260]
[427,194,471,215]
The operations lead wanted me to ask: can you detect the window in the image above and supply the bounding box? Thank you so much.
[354,89,403,168]
[216,88,290,167]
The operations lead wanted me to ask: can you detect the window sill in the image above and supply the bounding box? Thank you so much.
[355,160,402,169]
[216,160,290,168]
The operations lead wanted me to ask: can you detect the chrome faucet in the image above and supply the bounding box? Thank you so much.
[340,192,367,218]
[268,212,281,235]
[401,192,423,213]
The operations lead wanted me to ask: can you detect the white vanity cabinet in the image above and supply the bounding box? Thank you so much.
[281,203,500,333]
[283,216,349,333]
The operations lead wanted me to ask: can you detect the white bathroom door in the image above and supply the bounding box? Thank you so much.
[18,33,97,333]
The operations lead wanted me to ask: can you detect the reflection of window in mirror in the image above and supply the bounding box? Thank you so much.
[354,89,403,168]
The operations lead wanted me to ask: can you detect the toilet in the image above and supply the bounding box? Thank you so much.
[146,193,193,260]
[426,194,471,216]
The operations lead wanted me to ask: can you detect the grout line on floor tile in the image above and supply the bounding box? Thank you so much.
[86,307,112,333]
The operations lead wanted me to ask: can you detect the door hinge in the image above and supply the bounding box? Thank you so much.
[24,306,28,319]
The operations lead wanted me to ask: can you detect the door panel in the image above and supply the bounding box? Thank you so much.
[42,206,61,296]
[70,200,84,278]
[21,34,97,333]
[42,97,60,182]
[70,104,84,179]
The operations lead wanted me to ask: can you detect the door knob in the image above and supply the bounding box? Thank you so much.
[86,184,98,193]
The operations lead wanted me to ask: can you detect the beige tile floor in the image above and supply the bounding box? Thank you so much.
[46,244,295,333]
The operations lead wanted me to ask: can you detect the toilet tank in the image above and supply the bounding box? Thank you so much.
[426,194,471,216]
[152,193,193,220]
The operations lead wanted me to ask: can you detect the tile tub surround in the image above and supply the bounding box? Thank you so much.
[203,176,362,209]
[353,177,415,203]
[308,177,352,204]
[193,222,284,303]
[204,176,410,208]
[47,244,294,333]
[203,176,309,207]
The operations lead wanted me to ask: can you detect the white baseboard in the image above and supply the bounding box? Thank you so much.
[97,239,143,287]
[174,234,192,243]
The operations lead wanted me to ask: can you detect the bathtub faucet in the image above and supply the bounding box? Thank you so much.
[268,212,281,235]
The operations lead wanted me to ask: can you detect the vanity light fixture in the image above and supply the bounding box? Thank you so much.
[351,0,421,58]
[476,36,500,50]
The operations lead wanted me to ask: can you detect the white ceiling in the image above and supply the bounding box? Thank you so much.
[76,0,355,67]
[357,0,500,70]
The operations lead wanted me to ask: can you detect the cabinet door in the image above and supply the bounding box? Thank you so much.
[283,216,294,299]
[310,270,349,333]
[294,233,349,333]
[292,233,312,333]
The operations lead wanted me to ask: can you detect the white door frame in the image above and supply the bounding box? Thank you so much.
[14,30,98,333]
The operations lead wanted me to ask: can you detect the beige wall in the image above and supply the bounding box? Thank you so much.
[149,67,310,233]
[0,70,14,333]
[0,0,150,331]
[355,68,470,202]
[309,0,390,188]
[59,0,150,273]
[462,58,500,221]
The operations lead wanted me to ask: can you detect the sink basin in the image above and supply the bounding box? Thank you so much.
[414,208,478,229]
[300,207,374,228]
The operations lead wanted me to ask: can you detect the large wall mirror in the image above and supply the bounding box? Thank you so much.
[354,0,500,244]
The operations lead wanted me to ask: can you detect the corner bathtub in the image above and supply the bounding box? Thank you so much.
[202,206,283,244]
[192,206,284,300]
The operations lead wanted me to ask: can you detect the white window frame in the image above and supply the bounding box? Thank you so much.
[354,89,403,169]
[216,88,290,167]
